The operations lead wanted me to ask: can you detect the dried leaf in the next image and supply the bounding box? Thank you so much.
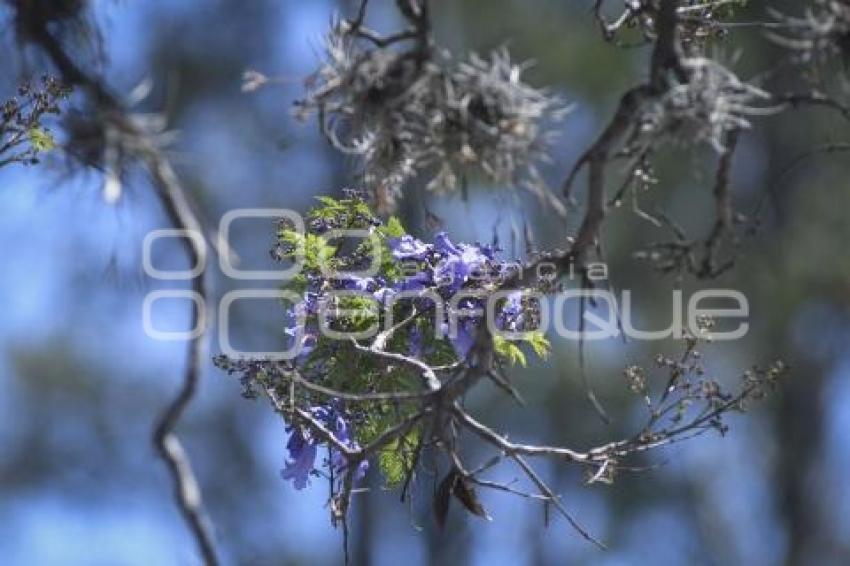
[434,468,458,529]
[453,475,491,521]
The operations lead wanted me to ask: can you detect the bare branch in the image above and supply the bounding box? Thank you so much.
[17,14,220,565]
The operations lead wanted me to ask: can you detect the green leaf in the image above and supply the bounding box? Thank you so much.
[356,413,420,487]
[525,331,551,359]
[28,128,55,152]
[493,332,550,367]
[493,335,527,367]
[315,195,340,207]
[335,294,380,331]
[277,230,337,272]
[383,216,406,238]
[378,429,419,486]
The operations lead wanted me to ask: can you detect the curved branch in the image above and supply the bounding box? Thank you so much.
[18,15,220,565]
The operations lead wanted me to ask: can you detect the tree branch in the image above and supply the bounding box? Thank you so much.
[18,15,220,565]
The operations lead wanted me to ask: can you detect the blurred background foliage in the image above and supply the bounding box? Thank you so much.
[0,0,849,564]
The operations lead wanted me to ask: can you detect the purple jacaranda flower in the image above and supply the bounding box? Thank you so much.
[393,270,434,292]
[435,245,489,293]
[280,406,369,489]
[431,232,493,292]
[503,291,523,314]
[312,406,369,481]
[433,232,461,256]
[304,292,320,315]
[283,295,318,335]
[498,290,526,331]
[408,326,424,359]
[434,257,461,293]
[389,235,432,261]
[332,422,369,480]
[298,331,318,359]
[459,245,489,274]
[338,276,375,292]
[440,295,485,359]
[477,243,499,261]
[440,319,477,360]
[281,428,318,490]
[373,286,397,306]
[284,300,318,363]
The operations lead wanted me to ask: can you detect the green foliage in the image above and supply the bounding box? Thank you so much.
[310,195,375,223]
[494,335,528,367]
[525,331,551,359]
[334,294,380,332]
[262,195,553,487]
[357,411,420,487]
[494,331,550,367]
[277,230,337,272]
[27,128,56,152]
[377,430,419,486]
[382,216,406,238]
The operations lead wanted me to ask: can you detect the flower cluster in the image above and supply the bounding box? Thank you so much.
[213,195,785,539]
[296,21,565,210]
[281,405,368,490]
[216,194,548,491]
